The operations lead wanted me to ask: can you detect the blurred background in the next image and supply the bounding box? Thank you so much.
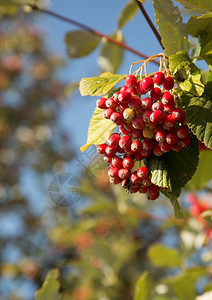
[0,1,212,299]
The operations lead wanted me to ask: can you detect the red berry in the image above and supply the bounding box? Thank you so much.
[163,76,174,90]
[177,125,189,138]
[112,156,123,169]
[163,102,175,113]
[110,112,124,125]
[134,152,144,160]
[155,129,167,143]
[103,155,112,164]
[130,172,142,184]
[135,106,144,116]
[97,97,107,109]
[103,108,114,119]
[131,140,142,153]
[129,186,140,193]
[148,191,160,200]
[120,85,128,92]
[147,185,160,197]
[164,114,176,128]
[137,166,149,179]
[161,91,174,105]
[141,149,151,157]
[159,141,172,152]
[154,72,165,85]
[120,124,131,135]
[152,102,164,111]
[97,143,107,154]
[172,143,182,152]
[122,157,134,170]
[112,91,121,102]
[172,108,185,122]
[153,144,163,156]
[131,129,143,139]
[108,166,119,177]
[137,80,146,95]
[128,97,141,110]
[108,133,120,147]
[118,103,128,113]
[141,97,153,109]
[118,168,131,180]
[124,123,134,131]
[119,135,132,149]
[142,177,152,187]
[140,186,148,193]
[105,145,116,157]
[132,116,145,129]
[143,138,155,150]
[106,98,117,109]
[143,110,152,123]
[118,91,131,103]
[150,87,162,100]
[125,75,137,87]
[109,176,122,184]
[166,130,178,145]
[178,135,191,148]
[142,76,154,92]
[150,110,165,124]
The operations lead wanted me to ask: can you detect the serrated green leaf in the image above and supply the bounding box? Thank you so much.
[134,272,152,300]
[187,150,212,190]
[79,72,126,96]
[153,0,189,56]
[180,92,212,149]
[35,269,60,300]
[80,106,116,152]
[174,0,212,12]
[146,135,199,191]
[148,243,181,268]
[65,31,100,58]
[161,189,184,219]
[179,74,204,96]
[205,70,212,98]
[118,0,138,29]
[98,31,124,73]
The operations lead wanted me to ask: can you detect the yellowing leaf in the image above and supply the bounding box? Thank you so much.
[79,72,126,96]
[80,106,116,152]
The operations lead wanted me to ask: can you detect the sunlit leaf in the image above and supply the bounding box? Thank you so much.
[79,72,126,96]
[174,0,212,12]
[80,106,116,152]
[153,0,189,56]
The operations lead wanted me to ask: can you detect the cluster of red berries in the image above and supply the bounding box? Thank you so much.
[96,72,190,200]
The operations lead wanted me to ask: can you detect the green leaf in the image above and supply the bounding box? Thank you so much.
[169,51,204,96]
[187,150,212,190]
[118,0,138,29]
[174,0,212,12]
[65,30,100,58]
[98,31,124,73]
[80,106,116,152]
[180,92,212,149]
[187,13,212,69]
[164,273,196,300]
[79,72,126,96]
[35,269,60,300]
[146,135,199,191]
[134,272,152,300]
[148,243,181,268]
[153,0,189,56]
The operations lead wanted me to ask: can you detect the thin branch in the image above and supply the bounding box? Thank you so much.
[29,5,160,66]
[135,0,164,50]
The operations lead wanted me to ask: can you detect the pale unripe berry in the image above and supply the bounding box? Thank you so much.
[123,108,135,122]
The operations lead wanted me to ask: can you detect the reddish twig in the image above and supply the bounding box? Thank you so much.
[135,0,164,50]
[30,5,160,66]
